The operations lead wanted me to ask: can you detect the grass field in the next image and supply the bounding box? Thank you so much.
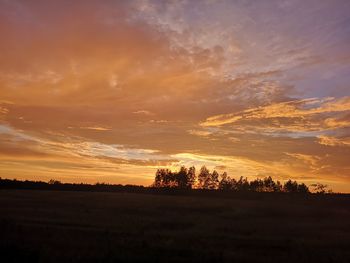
[1,190,350,262]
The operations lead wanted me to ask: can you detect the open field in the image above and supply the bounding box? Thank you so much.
[1,190,350,262]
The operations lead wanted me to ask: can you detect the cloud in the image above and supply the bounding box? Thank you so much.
[318,135,350,147]
[133,110,154,116]
[0,106,8,121]
[324,117,350,129]
[79,126,111,131]
[0,106,8,114]
[201,115,242,127]
[202,97,350,126]
[285,152,321,169]
[0,123,174,171]
[200,97,350,135]
[188,129,212,137]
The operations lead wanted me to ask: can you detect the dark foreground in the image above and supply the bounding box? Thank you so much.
[1,190,350,263]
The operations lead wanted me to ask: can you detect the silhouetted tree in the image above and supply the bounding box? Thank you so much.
[263,176,276,192]
[154,168,174,188]
[274,181,283,192]
[297,183,310,194]
[310,183,330,194]
[283,180,310,193]
[198,166,210,189]
[283,180,298,193]
[187,166,196,189]
[250,178,264,192]
[154,166,197,189]
[176,166,188,189]
[208,170,219,189]
[197,167,219,190]
[219,172,237,190]
[236,176,250,192]
[154,169,162,187]
[219,172,229,190]
[48,179,61,185]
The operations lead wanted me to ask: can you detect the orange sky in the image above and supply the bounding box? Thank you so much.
[0,0,350,192]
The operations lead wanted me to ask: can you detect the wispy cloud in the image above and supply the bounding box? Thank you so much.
[133,110,154,116]
[79,126,112,131]
[318,135,350,147]
[200,97,350,135]
[202,97,350,127]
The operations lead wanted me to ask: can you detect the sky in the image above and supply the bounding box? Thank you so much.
[0,0,350,192]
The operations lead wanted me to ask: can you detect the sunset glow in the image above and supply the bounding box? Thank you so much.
[0,0,350,192]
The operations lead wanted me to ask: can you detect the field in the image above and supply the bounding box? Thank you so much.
[1,190,350,262]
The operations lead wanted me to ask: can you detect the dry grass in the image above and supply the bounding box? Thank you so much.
[1,190,350,262]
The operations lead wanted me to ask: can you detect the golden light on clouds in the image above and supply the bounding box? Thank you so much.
[0,0,350,192]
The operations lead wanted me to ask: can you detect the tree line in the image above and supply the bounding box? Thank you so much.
[154,166,313,193]
[0,174,331,194]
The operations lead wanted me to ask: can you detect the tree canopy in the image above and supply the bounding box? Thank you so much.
[153,166,311,193]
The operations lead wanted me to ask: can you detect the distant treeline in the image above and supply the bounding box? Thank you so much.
[0,168,331,194]
[154,166,331,194]
[0,178,146,193]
